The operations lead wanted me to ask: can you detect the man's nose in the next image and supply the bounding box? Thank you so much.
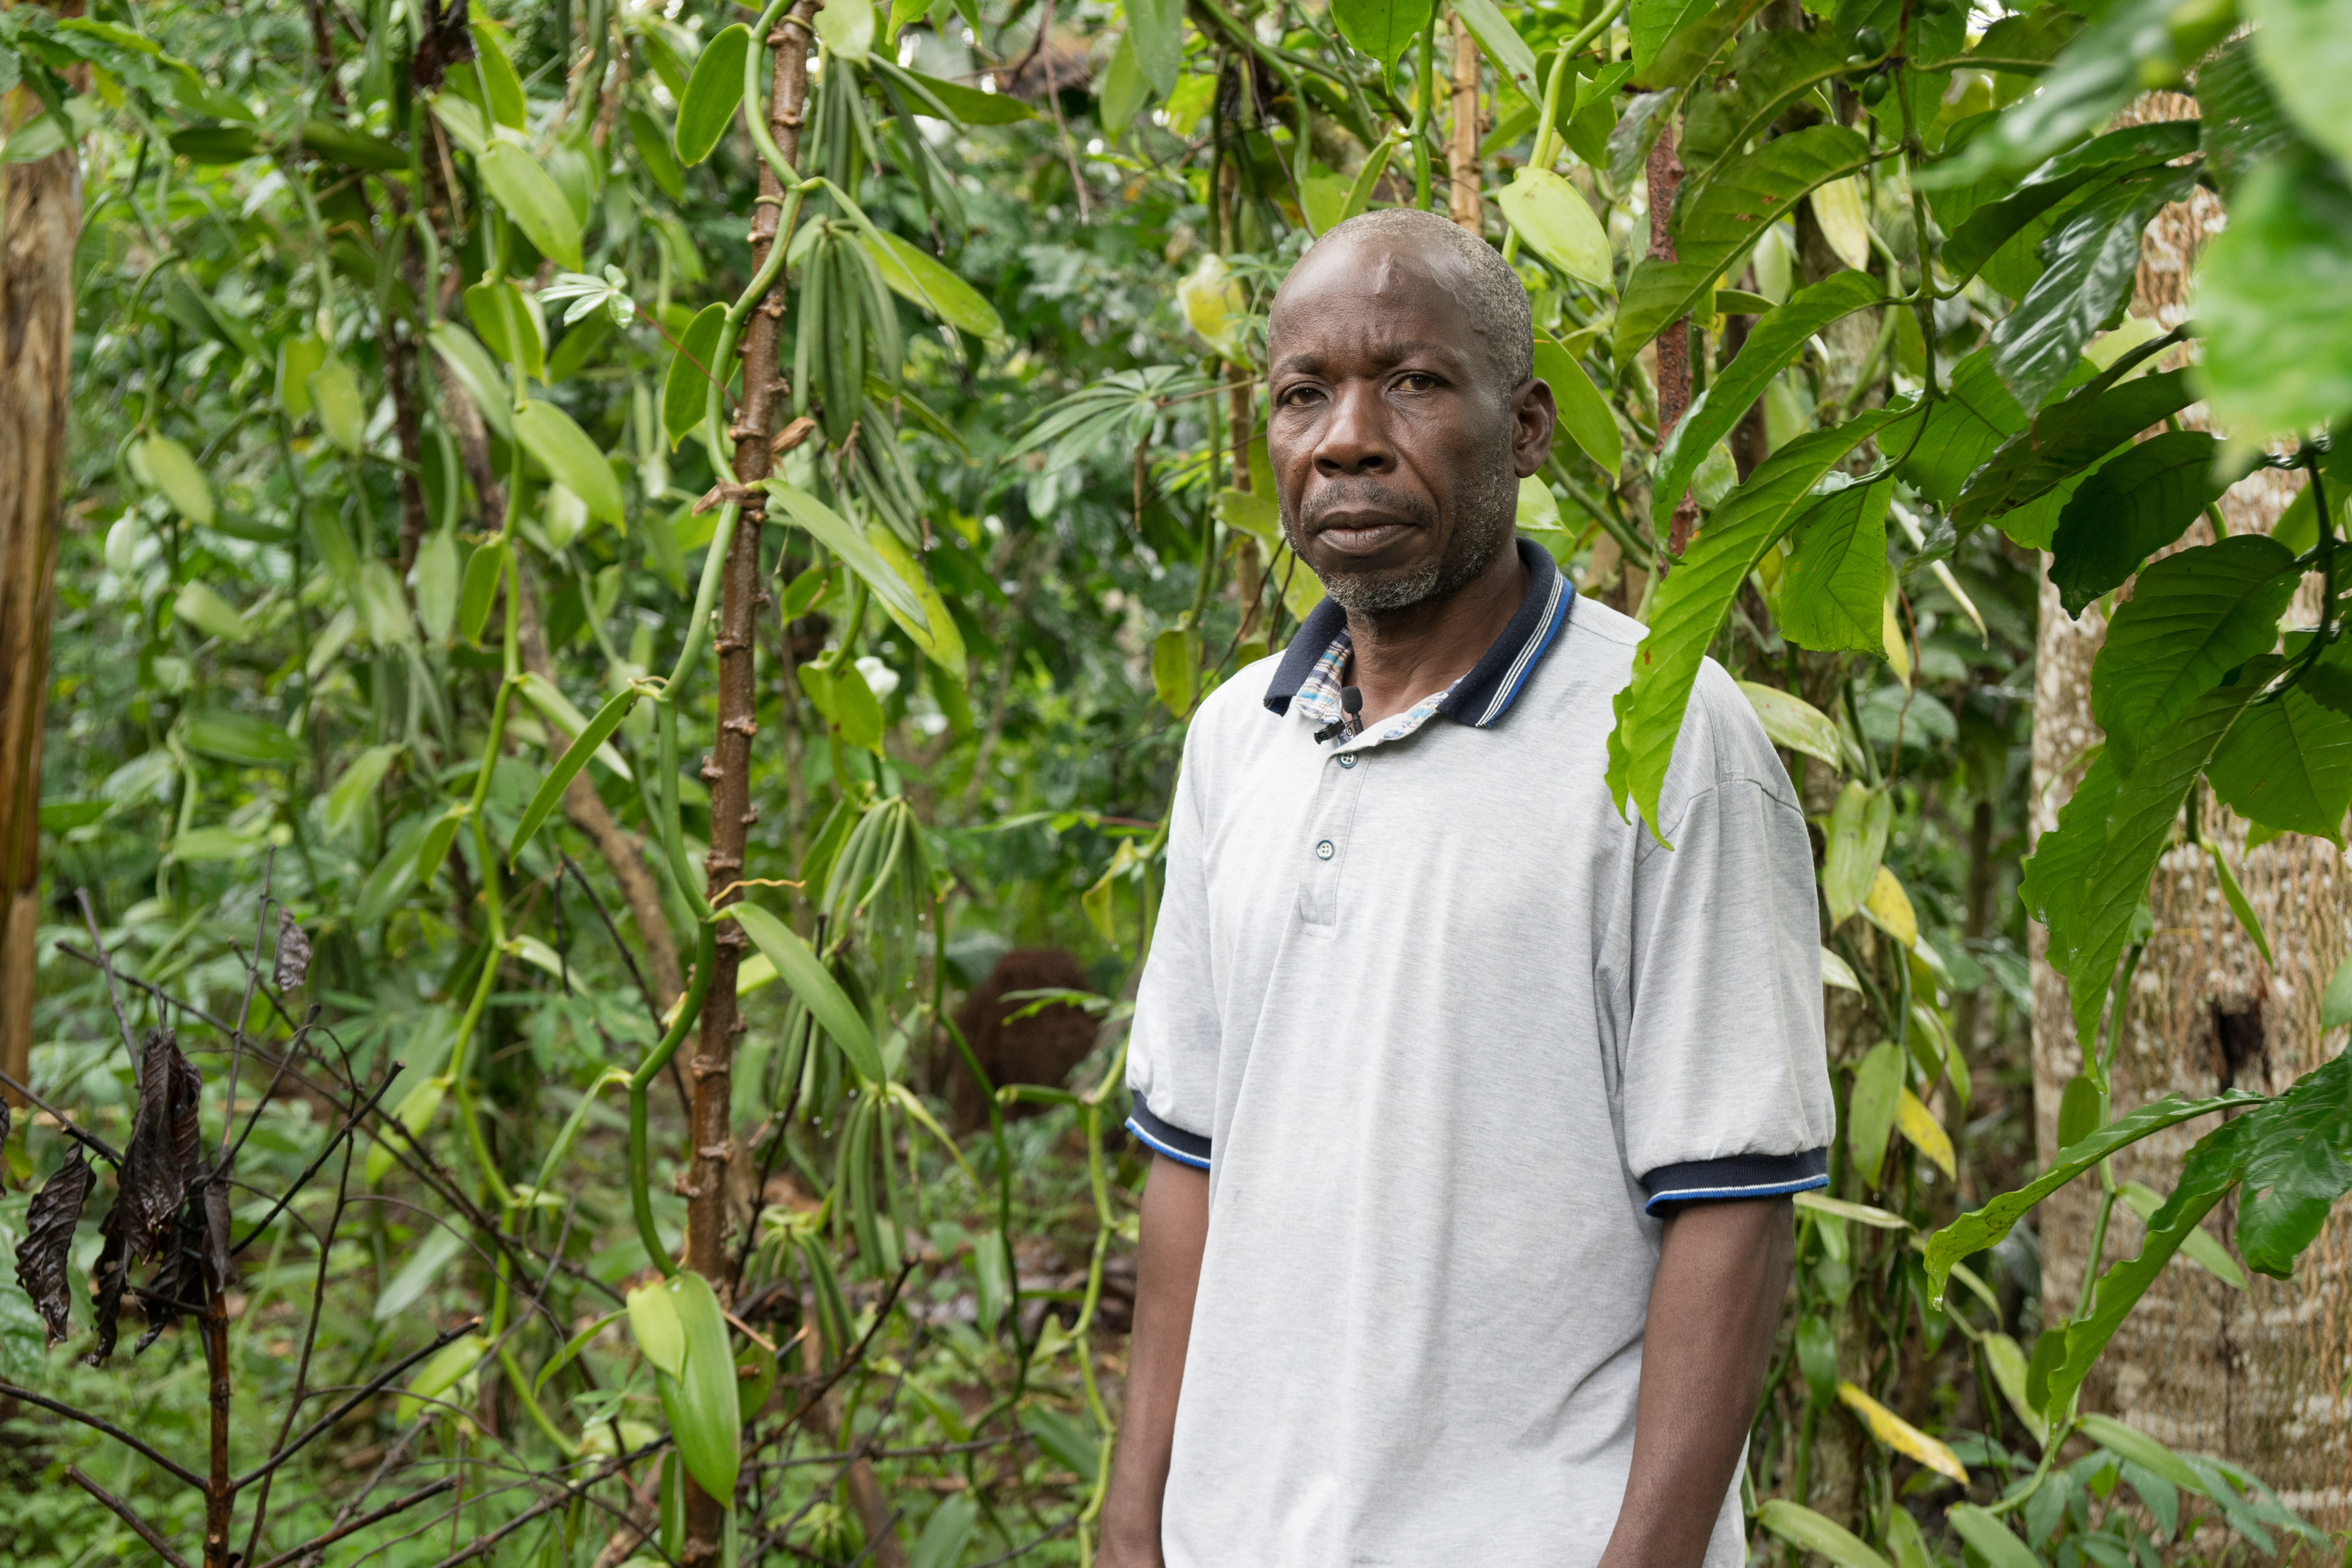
[1312,382,1393,477]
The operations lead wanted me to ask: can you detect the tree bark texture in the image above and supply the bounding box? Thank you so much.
[2029,95,2351,1529]
[1448,14,1481,233]
[0,95,80,1108]
[1645,128,1696,557]
[683,1,823,1553]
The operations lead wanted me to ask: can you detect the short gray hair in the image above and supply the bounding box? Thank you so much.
[1302,207,1534,389]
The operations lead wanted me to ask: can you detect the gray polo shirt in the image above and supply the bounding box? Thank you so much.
[1125,540,1833,1568]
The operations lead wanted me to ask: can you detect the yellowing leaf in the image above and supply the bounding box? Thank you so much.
[1862,865,1918,948]
[173,581,248,642]
[1810,177,1872,272]
[1821,945,1863,994]
[1837,1380,1969,1485]
[136,434,214,524]
[1896,1088,1956,1179]
[1516,474,1561,530]
[1495,166,1613,289]
[1178,253,1247,363]
[1795,1189,1912,1229]
[1882,586,1912,688]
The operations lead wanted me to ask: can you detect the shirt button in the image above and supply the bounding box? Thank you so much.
[1337,753,1358,768]
[1315,840,1335,860]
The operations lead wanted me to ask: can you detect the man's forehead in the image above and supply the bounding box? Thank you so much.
[1270,240,1479,359]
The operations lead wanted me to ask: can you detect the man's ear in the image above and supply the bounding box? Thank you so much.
[1512,378,1559,479]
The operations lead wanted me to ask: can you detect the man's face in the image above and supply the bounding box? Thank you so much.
[1265,239,1555,614]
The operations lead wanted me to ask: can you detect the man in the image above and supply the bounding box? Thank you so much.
[1101,208,1833,1568]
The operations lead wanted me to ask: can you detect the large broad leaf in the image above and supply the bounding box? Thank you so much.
[1533,335,1622,475]
[1778,479,1890,656]
[864,230,1005,340]
[1756,1500,1892,1568]
[652,1271,742,1505]
[1639,0,1769,92]
[1889,349,2026,509]
[2232,1049,2352,1276]
[1920,1091,2260,1307]
[1822,780,1891,925]
[727,902,886,1083]
[662,302,729,448]
[2047,432,2236,617]
[1947,1505,2040,1568]
[1451,0,1540,97]
[477,143,584,272]
[1329,0,1434,70]
[1656,271,1885,516]
[761,480,930,634]
[2248,0,2352,176]
[814,0,874,61]
[513,399,624,526]
[1605,412,1899,837]
[866,526,967,674]
[674,23,749,166]
[1987,163,2199,411]
[2195,148,2352,444]
[1953,367,2196,535]
[1495,169,1612,289]
[2207,683,2352,842]
[186,710,303,766]
[1122,0,1184,93]
[1631,0,1710,79]
[1739,681,1850,771]
[1941,121,2199,282]
[1615,125,1873,359]
[2194,37,2296,198]
[1848,1041,1904,1188]
[426,322,514,440]
[2029,664,2273,1047]
[2089,536,2300,774]
[136,434,214,525]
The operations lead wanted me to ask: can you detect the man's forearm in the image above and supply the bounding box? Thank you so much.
[1099,1155,1211,1566]
[1598,1197,1795,1568]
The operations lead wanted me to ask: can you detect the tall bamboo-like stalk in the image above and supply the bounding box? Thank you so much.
[681,0,822,1556]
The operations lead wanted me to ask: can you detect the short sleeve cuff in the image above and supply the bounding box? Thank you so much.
[1125,1091,1211,1170]
[1641,1149,1828,1214]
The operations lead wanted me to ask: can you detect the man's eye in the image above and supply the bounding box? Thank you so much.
[1281,386,1325,406]
[1396,373,1436,392]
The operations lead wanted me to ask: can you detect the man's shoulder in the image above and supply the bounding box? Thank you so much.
[1185,648,1297,751]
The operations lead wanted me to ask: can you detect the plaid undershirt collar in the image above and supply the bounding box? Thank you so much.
[1289,633,1461,745]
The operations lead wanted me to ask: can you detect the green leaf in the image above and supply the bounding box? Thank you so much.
[761,480,930,634]
[479,143,585,272]
[172,581,248,643]
[309,356,368,454]
[2194,36,2294,198]
[277,334,326,421]
[465,278,544,381]
[1823,780,1892,925]
[1779,479,1890,656]
[2116,1181,2249,1289]
[1941,121,2200,283]
[469,22,527,127]
[1738,681,1849,772]
[1922,1091,2259,1306]
[911,1495,980,1568]
[1614,125,1873,360]
[1889,350,2030,509]
[1981,1333,2049,1446]
[815,0,874,59]
[2233,1049,2352,1276]
[1449,0,1540,96]
[2037,667,2272,1047]
[135,434,213,524]
[662,302,729,449]
[1848,1040,1905,1188]
[2324,949,2352,1030]
[1947,1503,2039,1568]
[863,230,1004,340]
[185,710,302,767]
[2207,683,2352,842]
[376,1227,467,1321]
[1098,32,1150,136]
[393,1333,488,1426]
[1023,1406,1103,1483]
[1215,486,1282,549]
[326,743,405,838]
[727,902,886,1083]
[1953,367,2197,536]
[1655,272,1885,516]
[1495,168,1612,289]
[626,1276,687,1377]
[2079,1413,2210,1494]
[1987,163,2199,411]
[513,399,624,526]
[2194,148,2352,443]
[1631,0,1711,79]
[654,1271,741,1505]
[802,661,886,751]
[2089,535,2298,773]
[415,527,460,640]
[1606,412,1898,837]
[2049,432,2240,618]
[674,24,750,166]
[1533,334,1622,475]
[1152,626,1201,718]
[510,684,643,868]
[296,118,406,172]
[866,525,965,673]
[1122,0,1184,93]
[626,106,686,201]
[415,805,465,885]
[459,536,508,646]
[2248,0,2352,176]
[426,322,514,440]
[1640,0,1768,92]
[1757,1499,1892,1568]
[894,68,1035,123]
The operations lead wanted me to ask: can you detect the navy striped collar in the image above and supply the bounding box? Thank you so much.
[1261,538,1574,730]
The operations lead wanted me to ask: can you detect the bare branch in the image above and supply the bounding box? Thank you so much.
[62,1465,195,1568]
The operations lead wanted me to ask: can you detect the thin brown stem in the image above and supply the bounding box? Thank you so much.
[64,1466,195,1568]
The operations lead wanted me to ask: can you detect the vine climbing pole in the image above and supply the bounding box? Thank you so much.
[681,0,821,1557]
[0,74,80,1108]
[2029,94,2352,1529]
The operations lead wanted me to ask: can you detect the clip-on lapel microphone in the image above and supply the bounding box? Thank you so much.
[1312,686,1363,745]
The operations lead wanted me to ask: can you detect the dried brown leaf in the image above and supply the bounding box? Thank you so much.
[273,907,312,992]
[14,1150,93,1346]
[86,1212,129,1365]
[117,1031,203,1262]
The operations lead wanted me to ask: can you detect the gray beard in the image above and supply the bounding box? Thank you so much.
[1282,454,1520,615]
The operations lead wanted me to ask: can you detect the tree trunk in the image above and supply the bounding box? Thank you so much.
[0,91,80,1108]
[1447,14,1481,233]
[2029,95,2352,1529]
